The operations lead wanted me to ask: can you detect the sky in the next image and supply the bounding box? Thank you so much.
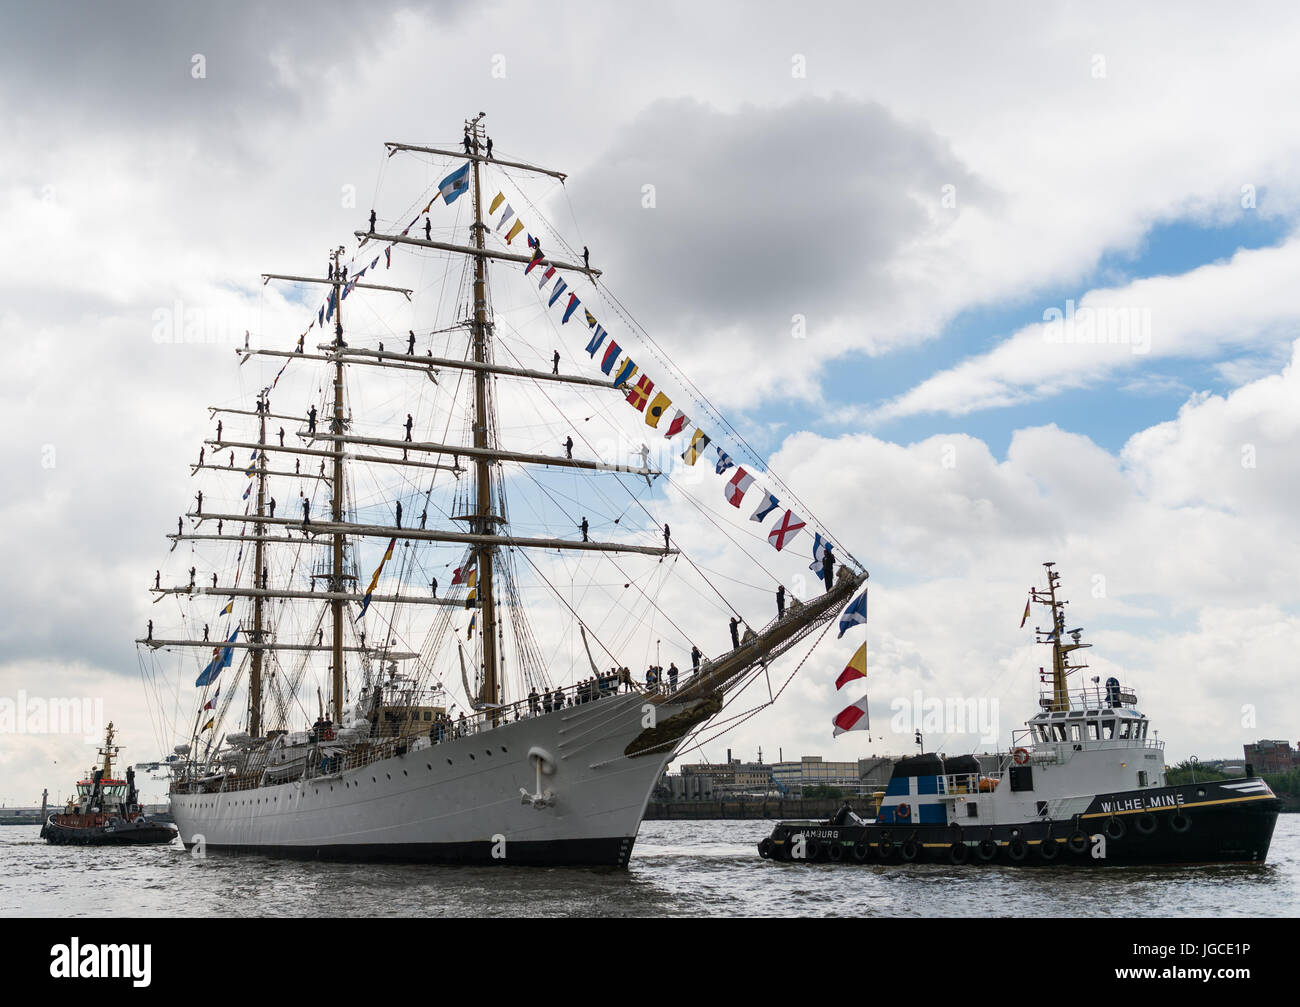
[2,1,1299,805]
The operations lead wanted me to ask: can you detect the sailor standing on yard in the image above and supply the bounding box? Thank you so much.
[822,543,836,593]
[580,517,589,542]
[776,584,786,618]
[691,644,701,675]
[729,616,741,649]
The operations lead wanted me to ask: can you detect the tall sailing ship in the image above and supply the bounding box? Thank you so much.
[138,115,867,865]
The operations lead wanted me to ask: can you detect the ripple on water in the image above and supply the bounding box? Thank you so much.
[1,817,1296,917]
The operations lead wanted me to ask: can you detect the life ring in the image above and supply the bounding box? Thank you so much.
[1104,816,1126,841]
[1170,812,1191,833]
[1067,830,1088,854]
[852,841,871,862]
[977,838,999,861]
[900,838,920,862]
[1013,748,1030,766]
[758,837,773,859]
[1007,838,1028,861]
[1039,836,1060,861]
[949,841,969,865]
[828,841,844,861]
[804,837,821,861]
[1134,813,1157,835]
[895,802,911,821]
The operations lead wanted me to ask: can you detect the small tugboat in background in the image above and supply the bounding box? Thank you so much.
[759,564,1281,868]
[41,722,177,846]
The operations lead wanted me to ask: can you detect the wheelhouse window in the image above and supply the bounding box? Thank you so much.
[1101,720,1116,739]
[1087,721,1100,741]
[1118,721,1132,740]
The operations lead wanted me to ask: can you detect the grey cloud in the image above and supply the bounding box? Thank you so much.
[570,95,992,340]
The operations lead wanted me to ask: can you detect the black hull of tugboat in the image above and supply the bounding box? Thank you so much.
[760,784,1281,868]
[40,816,177,846]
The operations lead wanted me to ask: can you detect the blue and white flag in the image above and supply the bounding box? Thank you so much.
[438,163,471,205]
[196,628,239,686]
[585,326,606,357]
[750,491,780,523]
[548,277,567,307]
[838,590,868,638]
[714,448,735,475]
[809,533,834,581]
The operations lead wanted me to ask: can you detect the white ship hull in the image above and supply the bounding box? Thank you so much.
[170,693,682,866]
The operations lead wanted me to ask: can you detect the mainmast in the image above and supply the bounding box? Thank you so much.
[466,113,500,713]
[329,245,347,724]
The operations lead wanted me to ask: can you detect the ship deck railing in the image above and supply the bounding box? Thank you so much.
[1036,683,1140,712]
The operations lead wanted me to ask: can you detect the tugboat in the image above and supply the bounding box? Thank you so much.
[759,564,1281,867]
[41,722,177,846]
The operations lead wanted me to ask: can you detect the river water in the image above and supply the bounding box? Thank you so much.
[3,816,1296,917]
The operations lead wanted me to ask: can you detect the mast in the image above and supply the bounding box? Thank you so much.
[467,113,500,714]
[1032,562,1090,713]
[249,392,267,737]
[329,245,347,724]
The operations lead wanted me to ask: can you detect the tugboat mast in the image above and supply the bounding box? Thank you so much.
[1031,561,1090,712]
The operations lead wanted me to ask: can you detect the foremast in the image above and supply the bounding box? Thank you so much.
[1029,561,1091,712]
[250,391,268,736]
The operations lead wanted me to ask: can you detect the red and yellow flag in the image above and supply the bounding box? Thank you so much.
[835,643,867,690]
